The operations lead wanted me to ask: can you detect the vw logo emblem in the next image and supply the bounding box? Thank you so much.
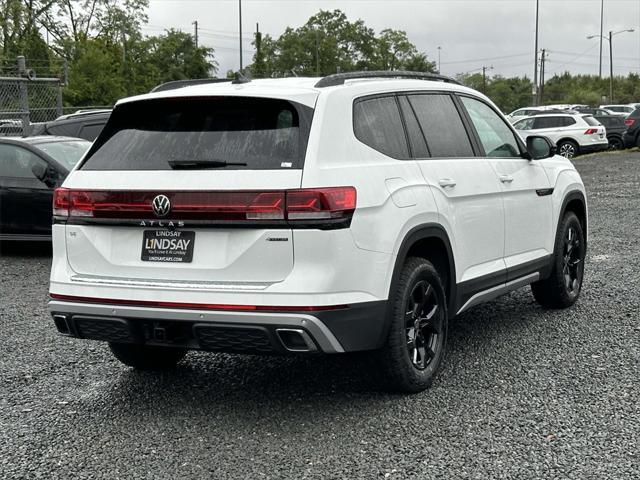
[152,195,171,217]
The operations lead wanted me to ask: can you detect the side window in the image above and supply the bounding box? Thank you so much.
[0,144,48,180]
[78,123,105,141]
[562,117,577,127]
[398,96,429,158]
[407,94,475,157]
[353,96,409,159]
[533,117,560,129]
[514,118,535,130]
[460,96,521,158]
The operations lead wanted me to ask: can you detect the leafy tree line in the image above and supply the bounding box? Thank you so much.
[248,10,435,78]
[458,72,640,114]
[2,3,639,110]
[0,0,216,106]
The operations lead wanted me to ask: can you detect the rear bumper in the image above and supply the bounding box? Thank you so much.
[48,299,388,354]
[622,131,638,148]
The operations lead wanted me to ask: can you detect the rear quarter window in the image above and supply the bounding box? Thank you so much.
[81,97,313,170]
[353,96,410,159]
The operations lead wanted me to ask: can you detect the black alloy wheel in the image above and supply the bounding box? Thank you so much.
[405,280,444,370]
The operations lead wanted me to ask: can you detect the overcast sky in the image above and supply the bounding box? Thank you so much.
[145,0,640,79]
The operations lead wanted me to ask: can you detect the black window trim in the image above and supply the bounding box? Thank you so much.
[397,94,432,159]
[454,93,527,160]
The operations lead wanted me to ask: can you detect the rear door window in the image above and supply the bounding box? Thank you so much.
[407,94,475,157]
[353,96,409,159]
[533,117,561,129]
[81,97,313,170]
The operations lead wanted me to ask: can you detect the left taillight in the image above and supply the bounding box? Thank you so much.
[53,187,70,217]
[286,187,357,221]
[584,128,598,135]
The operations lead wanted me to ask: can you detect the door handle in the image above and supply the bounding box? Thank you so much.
[499,175,514,183]
[438,178,457,188]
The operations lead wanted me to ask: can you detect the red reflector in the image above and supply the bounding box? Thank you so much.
[53,187,70,217]
[584,128,598,135]
[624,119,635,126]
[49,293,348,312]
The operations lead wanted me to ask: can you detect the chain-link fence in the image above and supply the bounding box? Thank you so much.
[0,56,64,137]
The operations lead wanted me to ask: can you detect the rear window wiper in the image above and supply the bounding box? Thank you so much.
[168,159,248,169]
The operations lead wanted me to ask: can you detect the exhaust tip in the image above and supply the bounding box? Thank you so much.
[276,328,317,352]
[52,314,71,335]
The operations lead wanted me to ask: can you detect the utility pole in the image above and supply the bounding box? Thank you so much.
[609,30,613,102]
[315,30,320,76]
[598,0,604,77]
[539,49,546,104]
[482,66,493,94]
[238,0,243,72]
[533,0,539,105]
[193,20,199,48]
[437,46,442,73]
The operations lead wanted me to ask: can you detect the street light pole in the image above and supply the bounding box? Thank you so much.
[238,0,243,72]
[437,46,441,73]
[586,28,634,102]
[533,0,539,106]
[599,0,604,77]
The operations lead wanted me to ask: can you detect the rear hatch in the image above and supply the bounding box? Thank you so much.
[57,95,315,286]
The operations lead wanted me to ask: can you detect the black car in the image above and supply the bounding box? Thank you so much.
[622,108,640,148]
[593,115,627,149]
[575,107,620,117]
[30,110,111,141]
[0,136,91,241]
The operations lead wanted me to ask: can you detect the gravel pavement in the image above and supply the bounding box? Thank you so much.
[1,151,639,479]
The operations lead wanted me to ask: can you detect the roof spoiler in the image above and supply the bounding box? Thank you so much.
[314,70,461,88]
[150,78,232,93]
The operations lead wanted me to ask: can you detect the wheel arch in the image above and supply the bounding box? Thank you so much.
[558,190,588,252]
[388,224,457,319]
[556,137,579,148]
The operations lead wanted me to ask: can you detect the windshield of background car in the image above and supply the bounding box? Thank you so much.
[37,140,91,170]
[80,97,314,170]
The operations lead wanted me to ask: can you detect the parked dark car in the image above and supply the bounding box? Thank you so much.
[593,115,627,149]
[575,107,619,116]
[0,136,91,241]
[622,108,640,148]
[30,110,111,141]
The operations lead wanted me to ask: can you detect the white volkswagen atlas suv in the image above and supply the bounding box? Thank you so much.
[48,71,587,392]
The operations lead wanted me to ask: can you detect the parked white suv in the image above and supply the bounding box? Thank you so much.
[512,113,608,158]
[48,72,588,392]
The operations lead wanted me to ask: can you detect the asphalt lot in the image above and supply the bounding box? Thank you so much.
[1,151,639,479]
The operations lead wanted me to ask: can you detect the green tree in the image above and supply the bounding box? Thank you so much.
[146,29,216,82]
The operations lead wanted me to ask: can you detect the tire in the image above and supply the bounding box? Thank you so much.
[109,343,187,370]
[376,257,448,393]
[608,136,623,150]
[531,212,585,309]
[557,140,579,159]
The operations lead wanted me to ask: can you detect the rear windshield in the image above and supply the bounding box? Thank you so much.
[583,116,600,126]
[80,97,313,170]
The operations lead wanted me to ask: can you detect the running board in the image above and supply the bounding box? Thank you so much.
[456,273,539,315]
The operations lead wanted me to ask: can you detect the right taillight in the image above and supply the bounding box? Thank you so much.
[286,187,357,222]
[624,119,635,127]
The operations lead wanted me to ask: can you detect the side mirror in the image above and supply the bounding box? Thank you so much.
[31,163,47,181]
[526,135,556,160]
[31,163,58,187]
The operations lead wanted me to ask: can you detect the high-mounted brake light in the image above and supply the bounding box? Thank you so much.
[584,128,598,135]
[53,187,357,229]
[624,119,635,127]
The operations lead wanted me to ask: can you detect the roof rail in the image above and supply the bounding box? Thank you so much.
[314,70,461,88]
[150,78,232,93]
